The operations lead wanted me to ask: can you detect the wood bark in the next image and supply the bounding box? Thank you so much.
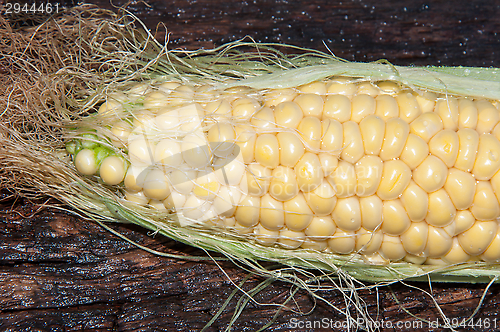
[2,1,500,331]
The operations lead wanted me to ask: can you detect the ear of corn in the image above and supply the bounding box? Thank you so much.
[67,69,500,270]
[3,7,500,284]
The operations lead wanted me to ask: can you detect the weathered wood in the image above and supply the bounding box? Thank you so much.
[2,1,500,331]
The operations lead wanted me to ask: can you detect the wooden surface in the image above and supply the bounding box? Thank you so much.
[2,1,500,331]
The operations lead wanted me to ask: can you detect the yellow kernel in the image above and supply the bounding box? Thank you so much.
[193,173,220,201]
[472,134,500,180]
[381,199,411,235]
[208,123,236,158]
[294,93,324,118]
[454,128,479,172]
[410,112,443,143]
[255,134,280,169]
[323,95,351,122]
[295,152,324,192]
[254,224,279,246]
[458,99,478,129]
[232,98,260,118]
[275,101,303,129]
[400,221,428,255]
[350,94,376,123]
[428,129,459,167]
[412,155,448,193]
[250,107,276,131]
[355,155,383,197]
[443,237,471,264]
[331,196,361,232]
[142,169,171,201]
[470,181,500,220]
[168,170,196,195]
[75,149,98,176]
[399,134,429,170]
[475,100,500,134]
[400,181,429,224]
[425,226,453,258]
[298,116,322,151]
[269,166,299,201]
[453,210,475,235]
[341,121,364,163]
[304,180,337,216]
[235,125,257,164]
[355,228,383,254]
[414,91,436,113]
[328,160,356,198]
[458,220,498,256]
[100,156,127,185]
[264,88,297,107]
[124,190,150,206]
[305,215,336,241]
[205,99,232,115]
[260,194,285,230]
[245,163,271,196]
[435,98,459,131]
[326,79,357,96]
[480,227,500,262]
[235,195,260,227]
[443,168,476,210]
[213,185,241,217]
[128,137,155,167]
[298,81,327,95]
[277,132,305,167]
[359,195,383,231]
[327,228,356,254]
[425,188,456,227]
[379,234,406,261]
[359,114,385,155]
[395,92,422,123]
[379,118,410,160]
[320,119,343,152]
[375,95,399,121]
[376,159,412,200]
[278,228,305,249]
[318,153,338,177]
[357,82,380,96]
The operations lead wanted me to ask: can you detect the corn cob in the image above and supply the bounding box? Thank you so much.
[66,76,500,266]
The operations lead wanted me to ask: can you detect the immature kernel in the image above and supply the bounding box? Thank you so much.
[260,194,285,230]
[454,128,479,172]
[305,216,336,241]
[428,129,459,167]
[443,168,476,210]
[327,228,356,254]
[298,116,322,151]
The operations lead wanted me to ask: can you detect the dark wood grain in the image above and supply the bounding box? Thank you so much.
[2,1,500,331]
